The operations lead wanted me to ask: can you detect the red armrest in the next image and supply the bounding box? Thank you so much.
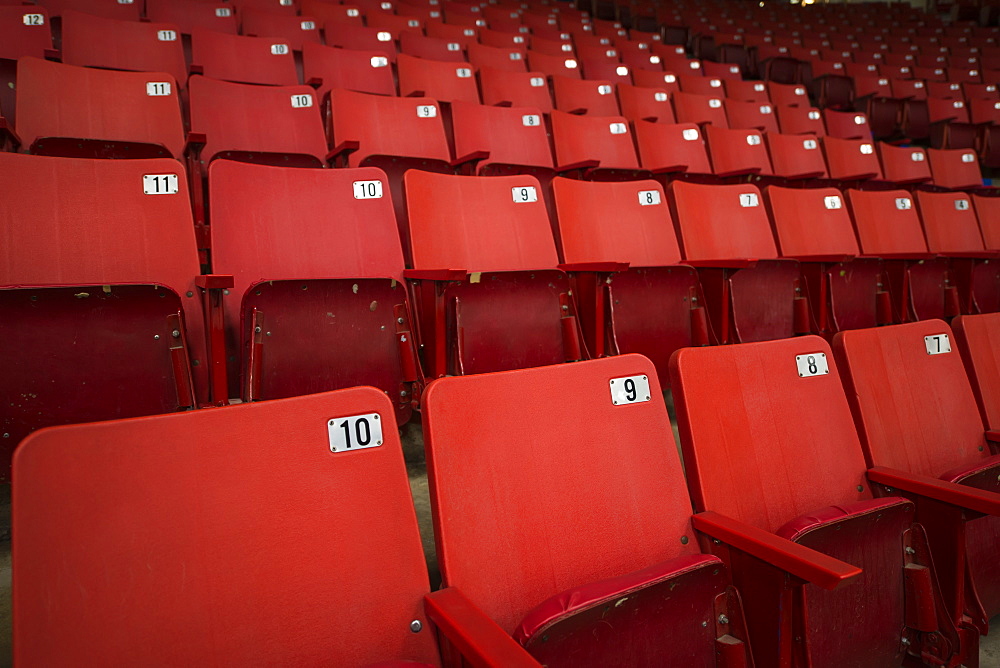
[403,269,469,281]
[692,511,862,591]
[556,159,601,172]
[44,48,61,61]
[684,259,760,269]
[326,140,360,164]
[306,76,323,90]
[791,254,855,264]
[196,274,235,290]
[984,430,1000,446]
[424,588,541,667]
[190,64,204,76]
[452,149,490,168]
[868,466,1000,516]
[558,262,630,273]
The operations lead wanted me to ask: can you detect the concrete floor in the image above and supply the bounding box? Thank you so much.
[0,414,992,666]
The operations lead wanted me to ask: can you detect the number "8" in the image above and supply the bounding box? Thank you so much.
[806,355,817,374]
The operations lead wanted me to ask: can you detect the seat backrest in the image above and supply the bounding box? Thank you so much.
[302,42,395,98]
[301,0,364,28]
[188,75,326,166]
[146,0,237,36]
[553,177,682,266]
[15,57,185,159]
[671,336,874,531]
[466,41,527,72]
[775,103,825,135]
[405,170,558,272]
[822,136,883,181]
[765,132,828,179]
[953,313,1000,429]
[634,120,711,174]
[927,147,982,190]
[39,0,139,20]
[324,21,399,61]
[191,29,299,86]
[240,9,322,51]
[329,88,451,167]
[823,108,872,140]
[766,185,860,258]
[833,320,988,476]
[526,49,582,79]
[397,53,481,103]
[724,98,779,133]
[13,387,438,666]
[423,355,698,634]
[209,159,405,316]
[669,180,778,261]
[724,78,771,103]
[450,101,553,171]
[616,82,674,123]
[915,190,985,253]
[846,188,930,255]
[479,66,553,110]
[876,142,931,184]
[973,193,1000,250]
[61,10,187,86]
[0,5,52,61]
[671,90,729,127]
[0,152,198,302]
[633,69,680,92]
[704,124,773,177]
[551,74,621,115]
[550,109,639,171]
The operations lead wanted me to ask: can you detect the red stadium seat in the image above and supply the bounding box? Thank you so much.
[479,67,553,110]
[60,10,187,88]
[551,75,620,115]
[328,89,453,258]
[703,125,773,178]
[404,171,583,378]
[399,30,467,63]
[876,142,932,185]
[668,180,807,343]
[190,29,298,86]
[324,21,399,63]
[13,386,535,665]
[397,53,480,104]
[549,109,643,179]
[302,42,395,99]
[424,355,753,665]
[208,161,420,421]
[552,178,706,381]
[822,137,883,181]
[671,90,728,127]
[765,133,828,180]
[633,120,712,175]
[672,335,967,668]
[146,0,237,36]
[834,320,1000,664]
[15,57,185,159]
[451,101,553,176]
[0,153,218,478]
[240,9,322,51]
[467,41,527,72]
[846,188,956,322]
[927,147,983,190]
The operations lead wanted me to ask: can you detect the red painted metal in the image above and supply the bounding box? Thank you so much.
[834,320,1000,640]
[190,29,299,86]
[13,388,444,665]
[553,177,704,385]
[210,161,419,421]
[406,171,583,377]
[16,57,185,159]
[423,355,753,666]
[0,153,212,478]
[424,589,540,668]
[671,335,956,667]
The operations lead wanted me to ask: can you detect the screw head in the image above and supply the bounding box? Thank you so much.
[397,317,405,324]
[905,546,916,555]
[171,329,180,338]
[718,614,729,625]
[680,535,689,545]
[410,620,422,633]
[153,334,160,340]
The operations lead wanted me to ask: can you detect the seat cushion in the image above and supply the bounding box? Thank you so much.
[514,553,720,644]
[775,497,912,542]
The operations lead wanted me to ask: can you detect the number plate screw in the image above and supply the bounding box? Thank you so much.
[410,620,422,633]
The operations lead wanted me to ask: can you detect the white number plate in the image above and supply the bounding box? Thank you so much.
[962,153,975,163]
[529,76,545,86]
[370,56,388,67]
[416,105,437,117]
[803,139,817,149]
[682,128,699,140]
[456,67,472,78]
[956,199,970,211]
[609,374,651,405]
[271,44,290,55]
[895,198,912,210]
[146,81,171,96]
[796,352,830,377]
[216,7,232,16]
[746,134,761,145]
[353,180,383,199]
[143,174,179,195]
[291,94,313,108]
[911,152,925,161]
[739,192,759,207]
[638,190,661,206]
[22,13,44,25]
[654,92,668,101]
[328,413,383,452]
[522,114,540,126]
[157,29,177,41]
[512,186,537,203]
[609,122,627,135]
[301,20,316,30]
[708,98,722,108]
[597,84,612,94]
[925,334,952,355]
[860,144,874,154]
[824,196,842,209]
